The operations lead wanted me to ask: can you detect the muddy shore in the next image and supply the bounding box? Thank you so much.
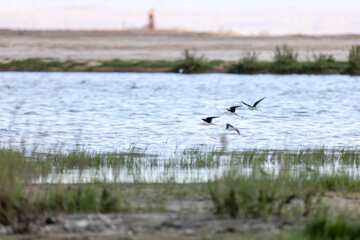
[1,189,358,240]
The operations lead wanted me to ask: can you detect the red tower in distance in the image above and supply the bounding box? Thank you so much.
[148,9,155,30]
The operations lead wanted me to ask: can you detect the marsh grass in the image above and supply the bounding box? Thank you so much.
[1,146,360,232]
[2,147,360,182]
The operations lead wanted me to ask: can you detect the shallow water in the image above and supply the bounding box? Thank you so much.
[0,72,359,153]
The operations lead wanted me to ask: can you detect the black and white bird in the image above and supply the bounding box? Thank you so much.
[241,97,266,111]
[226,105,245,118]
[201,116,221,126]
[226,123,240,135]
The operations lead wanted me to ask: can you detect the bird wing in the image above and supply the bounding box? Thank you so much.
[235,128,240,135]
[205,116,220,123]
[253,97,266,107]
[241,101,252,108]
[230,105,241,112]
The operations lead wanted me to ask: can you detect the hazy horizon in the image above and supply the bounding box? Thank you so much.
[1,0,360,35]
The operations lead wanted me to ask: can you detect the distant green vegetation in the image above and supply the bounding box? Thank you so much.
[348,45,360,75]
[98,59,179,71]
[228,45,351,74]
[0,58,85,71]
[0,46,360,74]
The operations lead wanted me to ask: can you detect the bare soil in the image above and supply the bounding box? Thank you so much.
[1,29,360,62]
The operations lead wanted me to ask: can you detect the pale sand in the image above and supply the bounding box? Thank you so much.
[1,29,360,62]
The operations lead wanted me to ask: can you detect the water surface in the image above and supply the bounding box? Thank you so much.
[0,72,359,153]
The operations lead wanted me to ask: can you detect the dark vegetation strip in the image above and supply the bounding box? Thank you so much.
[1,45,360,74]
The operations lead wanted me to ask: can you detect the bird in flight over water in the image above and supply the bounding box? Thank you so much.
[241,97,266,111]
[226,105,245,118]
[201,116,222,126]
[226,123,240,135]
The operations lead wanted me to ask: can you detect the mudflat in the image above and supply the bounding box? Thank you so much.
[1,29,360,61]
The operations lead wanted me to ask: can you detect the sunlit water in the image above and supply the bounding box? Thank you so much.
[0,72,360,154]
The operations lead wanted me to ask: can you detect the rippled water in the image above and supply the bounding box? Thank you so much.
[0,72,360,153]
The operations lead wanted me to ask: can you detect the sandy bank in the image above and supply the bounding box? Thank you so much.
[1,29,360,62]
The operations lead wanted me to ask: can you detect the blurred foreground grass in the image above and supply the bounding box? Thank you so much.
[1,146,360,237]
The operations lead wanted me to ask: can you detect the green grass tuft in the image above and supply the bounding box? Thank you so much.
[305,206,360,240]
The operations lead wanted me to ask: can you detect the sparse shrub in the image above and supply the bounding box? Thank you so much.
[313,54,335,73]
[228,51,259,73]
[273,45,298,65]
[172,49,212,73]
[348,45,360,75]
[314,54,335,64]
[270,45,300,73]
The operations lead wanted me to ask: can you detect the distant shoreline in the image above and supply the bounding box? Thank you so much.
[0,58,358,75]
[1,29,359,74]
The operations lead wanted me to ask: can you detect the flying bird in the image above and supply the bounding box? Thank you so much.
[201,116,221,126]
[241,97,266,111]
[226,123,240,135]
[226,105,245,118]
